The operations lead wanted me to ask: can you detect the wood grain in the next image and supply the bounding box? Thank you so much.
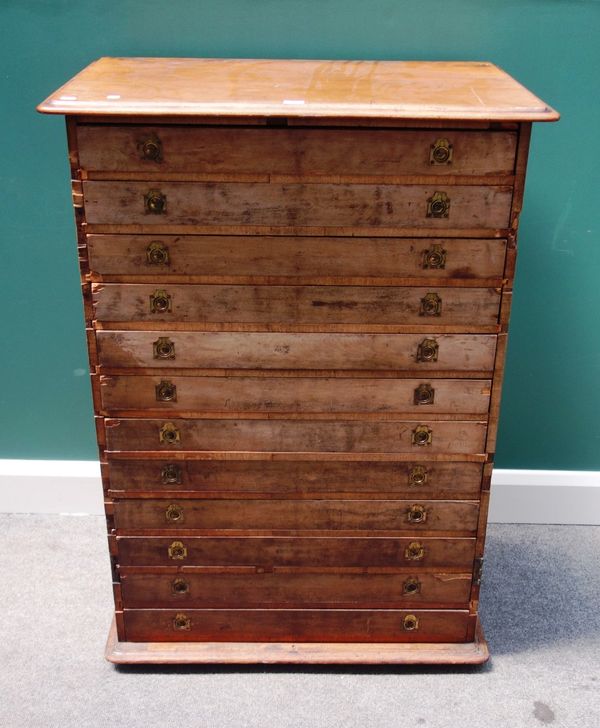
[77,125,517,176]
[99,374,491,415]
[83,180,513,229]
[92,283,502,326]
[87,234,508,280]
[119,570,472,608]
[104,417,488,454]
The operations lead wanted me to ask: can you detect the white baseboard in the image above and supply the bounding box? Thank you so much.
[0,460,598,524]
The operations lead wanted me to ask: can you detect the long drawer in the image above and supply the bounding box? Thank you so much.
[77,125,517,177]
[96,331,498,371]
[83,181,512,229]
[115,535,476,568]
[112,498,480,532]
[122,608,472,643]
[106,458,484,498]
[92,284,501,325]
[119,571,472,609]
[88,235,508,280]
[99,375,491,415]
[104,418,488,454]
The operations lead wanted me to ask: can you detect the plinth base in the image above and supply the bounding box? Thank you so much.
[105,617,489,665]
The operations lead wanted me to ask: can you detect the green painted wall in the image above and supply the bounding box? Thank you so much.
[2,1,599,468]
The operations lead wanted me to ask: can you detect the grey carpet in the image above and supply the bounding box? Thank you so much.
[0,515,598,728]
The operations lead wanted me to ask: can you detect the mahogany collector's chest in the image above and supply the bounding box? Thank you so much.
[38,58,558,664]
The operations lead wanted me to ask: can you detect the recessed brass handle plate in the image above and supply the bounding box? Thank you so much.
[412,425,433,447]
[144,189,167,214]
[417,338,439,363]
[146,241,169,265]
[173,613,191,631]
[168,541,187,560]
[426,191,450,218]
[414,383,435,406]
[172,577,189,596]
[407,504,428,524]
[150,289,172,314]
[430,138,453,165]
[159,422,180,445]
[420,292,442,317]
[153,337,176,360]
[408,465,428,487]
[165,503,184,523]
[422,243,447,269]
[404,541,425,561]
[161,463,182,485]
[156,380,177,402]
[403,614,419,631]
[403,577,421,596]
[139,134,162,161]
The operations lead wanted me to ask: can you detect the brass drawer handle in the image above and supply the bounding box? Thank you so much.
[408,465,428,487]
[416,338,439,363]
[161,463,182,484]
[422,243,446,269]
[145,189,167,214]
[427,191,450,218]
[403,577,421,595]
[156,379,177,402]
[407,504,427,524]
[146,241,169,265]
[173,613,191,631]
[172,577,190,596]
[150,289,171,314]
[412,425,432,447]
[403,614,419,631]
[153,337,176,360]
[420,292,442,317]
[165,504,184,523]
[414,383,435,406]
[159,422,180,445]
[430,138,453,165]
[168,540,187,560]
[404,541,425,561]
[139,134,162,161]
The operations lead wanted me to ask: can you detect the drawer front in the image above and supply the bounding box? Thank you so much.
[77,125,517,176]
[119,571,472,609]
[104,418,488,454]
[88,234,508,280]
[107,459,484,499]
[96,331,498,371]
[93,284,501,325]
[112,498,480,532]
[83,181,512,229]
[122,608,471,643]
[116,535,476,568]
[100,375,492,415]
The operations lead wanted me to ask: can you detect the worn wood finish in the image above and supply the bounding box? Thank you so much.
[83,180,513,229]
[99,374,492,415]
[106,458,484,498]
[87,234,508,280]
[104,417,487,454]
[96,330,498,371]
[77,125,518,177]
[37,58,558,121]
[92,283,501,326]
[119,570,472,609]
[115,534,476,568]
[112,497,480,532]
[122,608,471,643]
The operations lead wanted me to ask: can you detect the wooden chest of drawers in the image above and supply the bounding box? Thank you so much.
[38,58,558,664]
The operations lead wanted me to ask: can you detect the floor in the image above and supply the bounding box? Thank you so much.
[0,515,598,728]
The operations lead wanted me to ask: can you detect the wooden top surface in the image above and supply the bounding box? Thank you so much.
[37,57,558,121]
